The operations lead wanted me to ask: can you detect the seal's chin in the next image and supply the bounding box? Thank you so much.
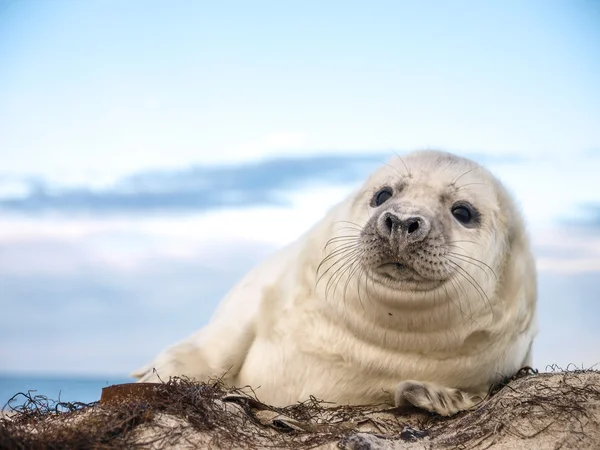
[373,263,443,291]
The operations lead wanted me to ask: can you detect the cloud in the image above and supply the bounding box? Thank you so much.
[0,154,387,215]
[532,226,600,274]
[0,151,529,216]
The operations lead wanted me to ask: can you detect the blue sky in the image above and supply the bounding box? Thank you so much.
[0,0,599,376]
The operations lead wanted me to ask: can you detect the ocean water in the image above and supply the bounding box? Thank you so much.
[0,374,132,411]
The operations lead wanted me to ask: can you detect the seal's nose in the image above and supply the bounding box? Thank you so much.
[379,212,430,243]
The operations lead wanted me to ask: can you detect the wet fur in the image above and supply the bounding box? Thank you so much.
[132,150,538,416]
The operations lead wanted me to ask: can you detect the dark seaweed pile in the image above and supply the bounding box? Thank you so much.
[1,366,598,450]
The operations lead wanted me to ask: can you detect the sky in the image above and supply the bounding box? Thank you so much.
[0,0,599,377]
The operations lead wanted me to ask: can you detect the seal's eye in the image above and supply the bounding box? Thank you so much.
[372,188,393,207]
[451,202,478,226]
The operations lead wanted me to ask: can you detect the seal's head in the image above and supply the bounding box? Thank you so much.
[322,150,534,317]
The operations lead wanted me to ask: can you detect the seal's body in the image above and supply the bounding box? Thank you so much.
[133,150,538,416]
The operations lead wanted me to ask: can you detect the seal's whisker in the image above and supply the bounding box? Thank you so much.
[316,246,360,288]
[446,258,489,303]
[323,235,359,250]
[444,280,464,321]
[342,256,367,307]
[318,241,359,266]
[393,151,412,178]
[448,277,481,326]
[356,267,367,309]
[317,248,356,277]
[355,267,367,311]
[316,255,358,290]
[446,240,482,247]
[444,279,458,319]
[334,220,367,230]
[330,227,362,236]
[450,166,479,186]
[358,266,376,309]
[354,266,372,310]
[322,241,358,253]
[325,235,358,241]
[442,277,470,321]
[447,252,497,279]
[322,247,361,289]
[455,182,490,190]
[325,250,363,300]
[366,268,379,307]
[383,162,406,180]
[341,260,358,301]
[447,251,495,274]
[445,259,495,318]
[335,220,365,226]
[318,243,358,266]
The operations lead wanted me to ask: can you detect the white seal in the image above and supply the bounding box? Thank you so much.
[133,150,538,416]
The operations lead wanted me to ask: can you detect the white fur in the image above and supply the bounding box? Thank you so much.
[133,150,538,414]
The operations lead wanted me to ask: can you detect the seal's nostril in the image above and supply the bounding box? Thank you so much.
[407,219,420,234]
[385,216,394,232]
[384,213,401,234]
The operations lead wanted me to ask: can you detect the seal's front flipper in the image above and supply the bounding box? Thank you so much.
[131,341,205,382]
[131,313,257,384]
[394,380,485,416]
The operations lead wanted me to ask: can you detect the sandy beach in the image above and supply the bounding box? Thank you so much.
[1,368,599,449]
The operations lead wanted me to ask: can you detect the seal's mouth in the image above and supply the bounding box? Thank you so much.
[371,262,445,291]
[376,262,427,282]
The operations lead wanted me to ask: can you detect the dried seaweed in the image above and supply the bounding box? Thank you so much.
[1,367,599,450]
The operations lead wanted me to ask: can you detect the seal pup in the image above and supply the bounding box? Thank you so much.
[132,150,538,416]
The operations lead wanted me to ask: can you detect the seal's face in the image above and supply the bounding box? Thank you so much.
[353,151,507,295]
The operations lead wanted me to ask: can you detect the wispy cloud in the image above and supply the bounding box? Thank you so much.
[0,154,387,215]
[0,152,528,216]
[533,226,600,274]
